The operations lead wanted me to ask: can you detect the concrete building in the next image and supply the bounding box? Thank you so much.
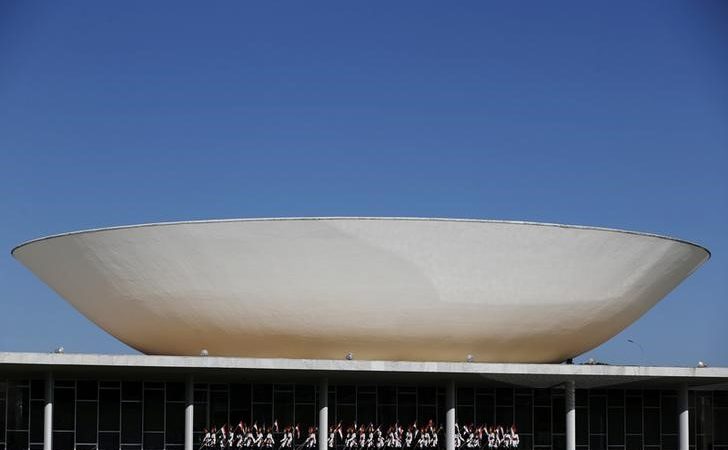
[2,218,725,450]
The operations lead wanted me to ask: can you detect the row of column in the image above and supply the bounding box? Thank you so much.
[39,374,690,450]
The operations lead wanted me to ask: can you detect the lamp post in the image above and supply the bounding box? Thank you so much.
[627,339,644,364]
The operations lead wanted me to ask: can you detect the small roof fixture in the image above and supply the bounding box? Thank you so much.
[345,352,353,361]
[199,349,209,357]
[53,346,64,354]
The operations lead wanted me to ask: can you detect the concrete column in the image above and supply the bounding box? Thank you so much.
[318,378,328,450]
[679,383,689,450]
[185,375,194,450]
[446,380,455,450]
[44,372,53,450]
[565,380,575,450]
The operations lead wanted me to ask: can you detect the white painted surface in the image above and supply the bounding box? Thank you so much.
[2,352,727,380]
[12,218,709,363]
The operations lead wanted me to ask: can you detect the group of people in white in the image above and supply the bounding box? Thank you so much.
[200,420,519,450]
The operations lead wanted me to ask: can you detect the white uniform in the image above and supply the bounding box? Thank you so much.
[304,432,317,449]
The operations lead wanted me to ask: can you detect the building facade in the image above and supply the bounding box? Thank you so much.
[1,354,726,450]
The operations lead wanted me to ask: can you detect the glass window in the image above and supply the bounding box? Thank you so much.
[6,431,28,450]
[194,390,207,404]
[625,396,642,434]
[457,388,473,406]
[230,384,251,412]
[476,395,495,426]
[715,408,728,444]
[576,407,588,446]
[607,390,624,407]
[295,403,315,428]
[696,393,712,435]
[662,434,678,449]
[30,381,44,400]
[378,387,395,405]
[99,388,120,431]
[54,388,74,431]
[590,396,606,434]
[143,432,164,450]
[590,434,606,450]
[697,434,714,450]
[252,403,272,425]
[274,390,294,426]
[29,400,44,443]
[534,406,550,446]
[328,392,336,424]
[400,404,417,425]
[121,402,142,444]
[1,387,6,438]
[336,386,355,405]
[52,432,73,450]
[357,392,376,424]
[607,408,624,445]
[166,383,185,402]
[210,391,228,426]
[399,390,417,424]
[76,401,98,443]
[166,402,185,444]
[575,390,588,407]
[252,384,272,404]
[552,396,565,434]
[455,406,473,425]
[418,405,436,425]
[418,387,436,405]
[495,406,513,426]
[336,404,355,426]
[514,395,532,433]
[144,389,164,432]
[643,390,659,408]
[77,381,98,401]
[378,405,396,427]
[534,389,550,407]
[495,388,513,407]
[715,391,728,408]
[626,435,642,450]
[292,385,313,404]
[661,394,677,435]
[99,432,120,450]
[194,403,208,431]
[121,382,142,402]
[7,384,29,430]
[644,408,660,446]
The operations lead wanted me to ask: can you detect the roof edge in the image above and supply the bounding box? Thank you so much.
[10,216,711,260]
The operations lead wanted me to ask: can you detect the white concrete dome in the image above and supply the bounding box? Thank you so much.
[11,218,709,363]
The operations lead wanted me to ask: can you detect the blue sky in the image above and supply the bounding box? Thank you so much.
[1,1,726,366]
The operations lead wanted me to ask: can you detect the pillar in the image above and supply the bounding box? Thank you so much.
[679,383,689,450]
[44,372,53,450]
[446,380,455,450]
[318,378,328,450]
[185,375,194,450]
[565,380,575,450]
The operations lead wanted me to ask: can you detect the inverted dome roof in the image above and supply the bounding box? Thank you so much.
[12,217,709,363]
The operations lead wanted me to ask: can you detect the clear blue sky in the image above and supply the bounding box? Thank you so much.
[1,1,726,366]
